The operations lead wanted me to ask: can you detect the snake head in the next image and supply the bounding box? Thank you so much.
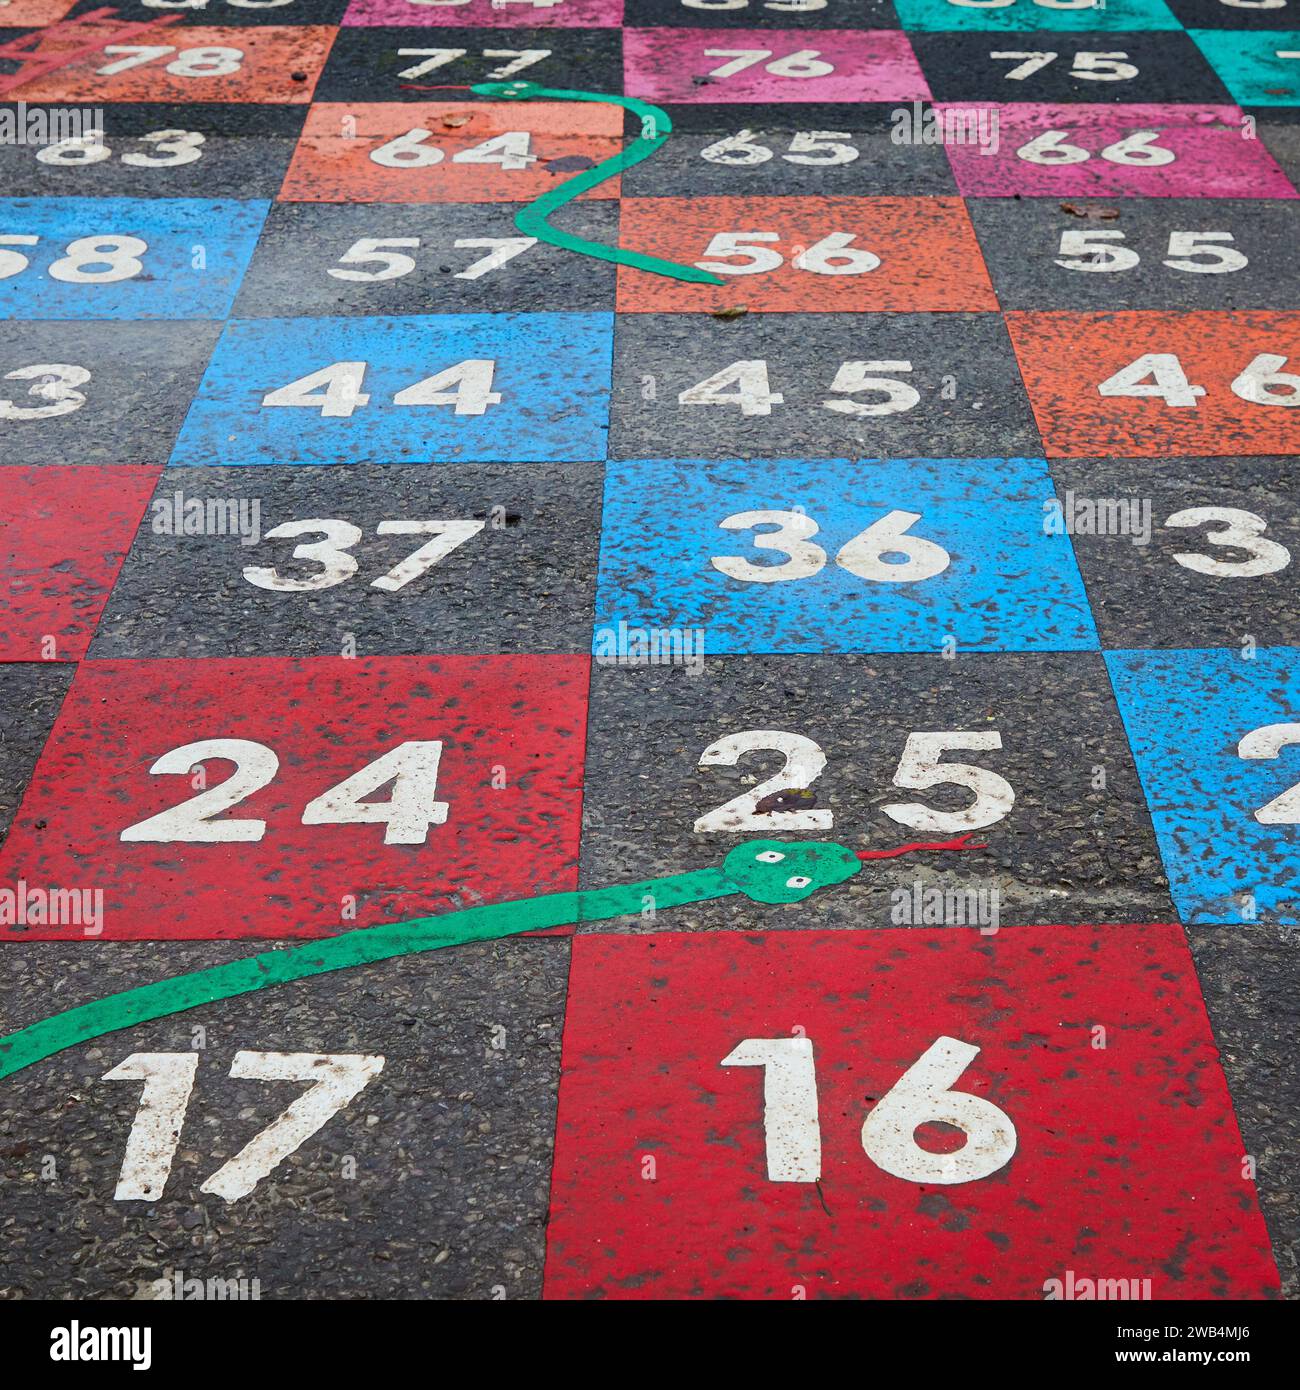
[471,80,545,100]
[723,839,861,905]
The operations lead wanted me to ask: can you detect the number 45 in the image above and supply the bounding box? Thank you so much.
[722,1034,1017,1186]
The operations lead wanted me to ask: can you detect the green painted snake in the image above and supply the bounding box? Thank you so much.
[468,79,726,285]
[0,835,980,1082]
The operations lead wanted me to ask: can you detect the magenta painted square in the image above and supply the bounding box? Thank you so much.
[624,28,930,104]
[939,103,1298,199]
[342,0,623,27]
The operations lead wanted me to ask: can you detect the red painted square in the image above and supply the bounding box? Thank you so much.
[279,101,623,204]
[0,655,588,940]
[4,23,337,104]
[545,925,1280,1300]
[0,465,158,662]
[1007,310,1300,458]
[616,196,997,313]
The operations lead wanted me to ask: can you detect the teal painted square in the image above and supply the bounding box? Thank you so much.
[895,0,1182,30]
[1190,29,1300,104]
[1106,647,1300,925]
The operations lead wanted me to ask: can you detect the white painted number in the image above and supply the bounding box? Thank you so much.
[370,130,535,170]
[1099,352,1300,408]
[678,360,920,417]
[1165,508,1291,578]
[693,730,832,833]
[700,130,859,166]
[723,1033,1016,1186]
[1018,128,1173,166]
[0,363,91,420]
[326,236,535,283]
[262,360,500,417]
[242,518,485,592]
[992,50,1137,81]
[97,45,244,77]
[710,509,949,584]
[696,230,879,276]
[704,48,834,79]
[1238,723,1300,825]
[106,1051,384,1203]
[883,731,1015,833]
[120,741,452,845]
[1055,229,1246,274]
[31,125,205,167]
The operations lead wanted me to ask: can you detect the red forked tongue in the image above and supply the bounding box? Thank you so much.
[856,833,986,862]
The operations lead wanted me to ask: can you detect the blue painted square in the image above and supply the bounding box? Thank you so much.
[0,198,269,320]
[168,313,613,467]
[1189,30,1300,105]
[893,0,1180,30]
[593,457,1099,655]
[1106,647,1300,925]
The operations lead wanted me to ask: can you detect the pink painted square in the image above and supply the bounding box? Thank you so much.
[342,0,623,26]
[938,104,1297,199]
[624,28,930,104]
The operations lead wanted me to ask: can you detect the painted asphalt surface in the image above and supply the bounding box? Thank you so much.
[0,0,1298,1301]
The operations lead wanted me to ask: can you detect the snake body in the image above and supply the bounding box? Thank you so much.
[0,836,982,1081]
[470,79,725,285]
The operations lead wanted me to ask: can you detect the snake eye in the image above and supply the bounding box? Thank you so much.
[786,875,811,889]
[756,850,785,863]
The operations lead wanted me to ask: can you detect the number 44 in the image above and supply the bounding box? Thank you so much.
[263,359,499,418]
[723,1034,1016,1186]
[1099,353,1300,408]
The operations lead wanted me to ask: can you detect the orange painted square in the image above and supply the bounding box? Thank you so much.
[0,0,79,25]
[615,197,997,314]
[6,24,337,104]
[1007,311,1300,458]
[279,101,624,204]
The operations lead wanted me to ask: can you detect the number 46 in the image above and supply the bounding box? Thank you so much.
[1099,353,1300,408]
[722,1034,1017,1186]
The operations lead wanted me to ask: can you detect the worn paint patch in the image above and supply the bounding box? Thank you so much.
[0,654,589,939]
[342,0,624,26]
[0,464,160,661]
[893,0,1181,31]
[1006,309,1300,457]
[0,0,80,22]
[0,196,269,319]
[545,924,1279,1299]
[1106,646,1300,925]
[168,312,614,466]
[622,27,930,103]
[278,99,623,202]
[615,196,997,312]
[1190,29,1300,106]
[593,456,1097,653]
[938,103,1297,198]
